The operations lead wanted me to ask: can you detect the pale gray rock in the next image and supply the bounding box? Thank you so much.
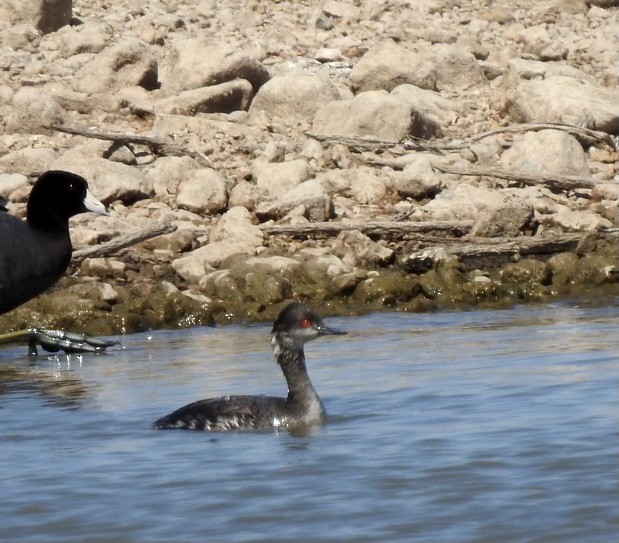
[54,21,113,57]
[313,90,442,141]
[0,0,71,34]
[347,168,388,205]
[504,76,619,134]
[243,255,301,275]
[297,248,351,277]
[470,203,534,237]
[171,246,217,283]
[0,147,59,174]
[249,73,342,121]
[503,58,592,84]
[252,158,313,197]
[0,84,12,105]
[6,87,65,132]
[0,173,28,200]
[334,230,394,267]
[228,181,265,211]
[500,130,590,176]
[146,156,202,203]
[393,155,443,200]
[209,206,264,248]
[539,205,613,231]
[350,39,437,93]
[72,38,159,93]
[157,79,254,115]
[173,238,262,282]
[415,184,513,222]
[255,179,333,221]
[176,168,228,215]
[51,143,152,204]
[391,84,460,126]
[426,43,486,90]
[160,39,269,95]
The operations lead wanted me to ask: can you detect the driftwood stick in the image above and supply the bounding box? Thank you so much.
[403,122,615,152]
[433,164,597,191]
[260,220,473,239]
[72,221,177,262]
[362,155,598,192]
[309,123,615,154]
[403,233,583,269]
[445,233,582,257]
[306,133,399,151]
[46,125,211,165]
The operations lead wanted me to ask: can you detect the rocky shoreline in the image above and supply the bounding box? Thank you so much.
[1,0,618,336]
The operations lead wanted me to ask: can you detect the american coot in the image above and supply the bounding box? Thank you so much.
[153,302,346,431]
[0,170,116,354]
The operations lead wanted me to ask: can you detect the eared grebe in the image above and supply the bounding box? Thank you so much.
[153,302,346,431]
[0,170,115,354]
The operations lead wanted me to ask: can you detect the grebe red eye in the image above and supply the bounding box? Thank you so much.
[301,318,312,328]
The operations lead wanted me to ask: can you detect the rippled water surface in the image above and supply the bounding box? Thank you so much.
[1,301,617,542]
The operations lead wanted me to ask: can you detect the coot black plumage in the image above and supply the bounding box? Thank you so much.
[153,302,346,431]
[0,170,112,353]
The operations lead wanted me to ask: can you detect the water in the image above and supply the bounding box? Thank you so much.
[0,301,617,543]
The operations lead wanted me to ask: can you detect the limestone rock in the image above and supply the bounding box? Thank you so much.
[539,205,613,232]
[391,84,459,126]
[334,230,394,267]
[146,156,203,203]
[249,73,343,121]
[0,148,59,174]
[503,75,619,134]
[160,39,269,95]
[297,248,350,277]
[172,239,259,281]
[51,143,152,204]
[0,0,71,34]
[209,206,264,248]
[55,21,113,57]
[252,159,313,197]
[73,38,159,93]
[500,130,590,176]
[255,179,333,221]
[6,88,65,133]
[416,184,512,222]
[313,90,442,141]
[426,43,486,91]
[243,255,301,275]
[347,168,388,205]
[393,155,443,200]
[157,79,254,115]
[176,169,228,215]
[350,39,437,93]
[470,203,534,237]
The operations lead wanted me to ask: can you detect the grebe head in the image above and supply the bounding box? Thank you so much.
[271,302,346,350]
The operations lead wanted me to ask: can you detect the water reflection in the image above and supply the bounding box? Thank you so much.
[0,358,94,408]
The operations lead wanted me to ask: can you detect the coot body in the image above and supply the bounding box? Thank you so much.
[0,170,107,314]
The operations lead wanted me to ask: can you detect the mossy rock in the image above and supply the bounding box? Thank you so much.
[352,271,421,304]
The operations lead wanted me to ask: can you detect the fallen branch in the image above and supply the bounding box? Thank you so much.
[433,164,597,191]
[403,233,583,269]
[46,124,211,165]
[402,122,616,152]
[72,221,177,262]
[260,220,472,239]
[362,156,598,192]
[309,122,616,154]
[306,133,400,151]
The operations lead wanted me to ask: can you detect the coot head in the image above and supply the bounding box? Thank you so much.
[26,170,108,230]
